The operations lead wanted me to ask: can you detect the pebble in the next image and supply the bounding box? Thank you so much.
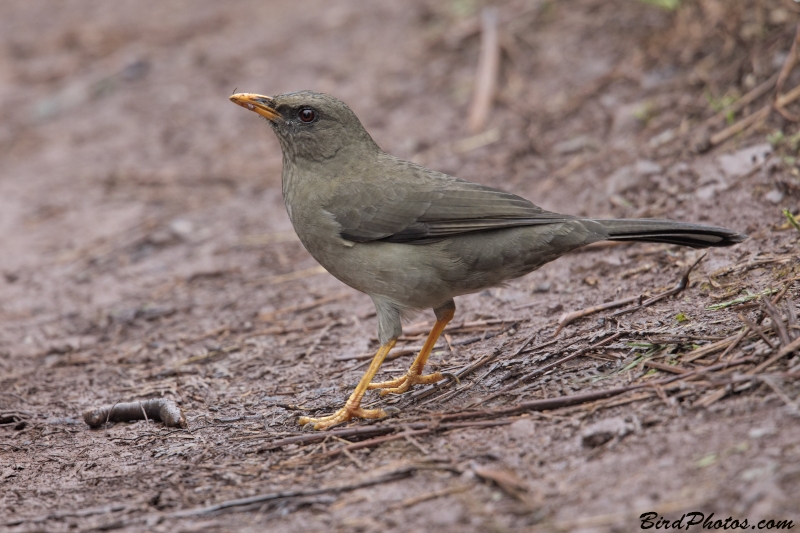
[509,418,536,440]
[717,143,772,179]
[763,189,784,204]
[581,417,634,448]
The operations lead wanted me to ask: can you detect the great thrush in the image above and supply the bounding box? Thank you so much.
[230,90,745,429]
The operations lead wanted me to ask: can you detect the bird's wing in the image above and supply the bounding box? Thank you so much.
[324,162,574,244]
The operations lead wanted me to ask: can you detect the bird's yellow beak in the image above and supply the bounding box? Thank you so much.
[229,93,281,121]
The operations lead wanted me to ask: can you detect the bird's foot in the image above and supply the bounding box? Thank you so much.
[367,371,443,396]
[298,405,387,430]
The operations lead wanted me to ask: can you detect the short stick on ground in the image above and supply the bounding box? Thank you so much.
[555,295,639,336]
[388,484,471,511]
[749,336,800,374]
[762,296,791,347]
[557,254,705,334]
[469,332,622,406]
[759,376,800,413]
[83,399,187,429]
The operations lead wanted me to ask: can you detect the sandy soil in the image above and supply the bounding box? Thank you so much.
[1,1,799,531]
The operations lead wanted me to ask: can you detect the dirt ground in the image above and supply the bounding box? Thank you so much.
[2,1,800,531]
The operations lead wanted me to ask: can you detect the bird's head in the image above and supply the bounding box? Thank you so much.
[230,90,378,163]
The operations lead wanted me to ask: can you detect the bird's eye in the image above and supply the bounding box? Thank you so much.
[298,108,316,123]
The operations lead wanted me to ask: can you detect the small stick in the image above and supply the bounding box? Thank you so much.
[554,295,640,336]
[320,429,431,458]
[738,313,775,350]
[759,376,800,413]
[469,332,621,405]
[335,346,421,362]
[340,447,365,470]
[785,301,798,340]
[468,7,500,133]
[710,257,795,279]
[705,72,779,128]
[443,356,757,422]
[512,333,552,356]
[611,253,706,318]
[303,321,335,359]
[168,467,415,518]
[444,333,458,359]
[83,399,187,429]
[403,432,430,455]
[104,401,120,429]
[643,360,688,374]
[682,330,757,363]
[243,316,345,339]
[776,24,800,95]
[715,327,749,363]
[388,484,471,511]
[258,292,349,321]
[556,254,704,335]
[762,296,791,347]
[694,387,729,408]
[2,504,128,528]
[709,105,771,146]
[770,279,797,306]
[748,336,800,375]
[652,384,672,411]
[295,420,515,462]
[775,24,800,121]
[259,425,393,452]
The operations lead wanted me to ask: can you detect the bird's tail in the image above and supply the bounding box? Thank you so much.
[594,218,746,248]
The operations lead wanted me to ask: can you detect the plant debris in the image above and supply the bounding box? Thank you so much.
[82,399,187,429]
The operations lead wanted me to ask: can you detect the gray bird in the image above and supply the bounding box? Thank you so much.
[230,90,745,429]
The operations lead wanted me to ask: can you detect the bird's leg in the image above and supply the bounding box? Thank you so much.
[368,302,455,396]
[298,339,396,430]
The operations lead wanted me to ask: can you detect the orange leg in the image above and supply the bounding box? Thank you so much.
[367,306,455,396]
[298,339,396,430]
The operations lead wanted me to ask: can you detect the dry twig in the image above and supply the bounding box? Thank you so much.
[555,254,705,335]
[83,399,187,429]
[706,72,779,128]
[388,484,471,511]
[643,360,688,374]
[167,467,415,518]
[449,355,757,421]
[468,7,500,133]
[258,292,349,321]
[709,104,771,146]
[468,332,622,406]
[611,254,706,318]
[3,504,128,528]
[762,296,791,348]
[775,24,800,121]
[554,295,640,336]
[749,336,800,375]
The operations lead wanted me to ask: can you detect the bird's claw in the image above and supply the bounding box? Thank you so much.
[298,405,387,430]
[367,371,444,396]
